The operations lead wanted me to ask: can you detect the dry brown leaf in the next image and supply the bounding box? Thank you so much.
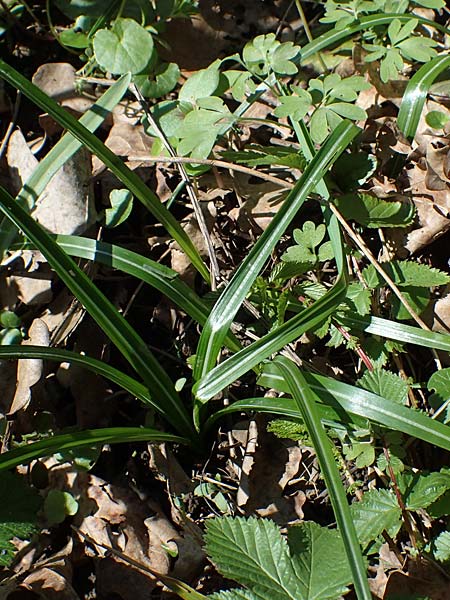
[7,129,96,236]
[7,250,53,306]
[8,318,49,415]
[32,63,93,115]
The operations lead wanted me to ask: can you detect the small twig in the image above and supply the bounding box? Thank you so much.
[0,91,21,159]
[131,86,220,289]
[126,154,293,188]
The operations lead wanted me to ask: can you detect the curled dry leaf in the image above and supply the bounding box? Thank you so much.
[32,62,93,116]
[8,318,49,415]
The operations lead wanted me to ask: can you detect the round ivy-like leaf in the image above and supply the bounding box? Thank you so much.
[426,110,449,130]
[93,18,154,75]
[44,490,79,525]
[0,310,21,328]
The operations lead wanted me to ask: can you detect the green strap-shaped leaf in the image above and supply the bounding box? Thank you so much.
[0,59,209,281]
[0,73,131,258]
[271,357,371,600]
[0,345,151,407]
[0,187,195,440]
[397,53,450,140]
[193,121,359,386]
[0,428,187,471]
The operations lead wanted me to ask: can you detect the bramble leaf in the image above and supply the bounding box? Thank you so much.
[351,489,402,547]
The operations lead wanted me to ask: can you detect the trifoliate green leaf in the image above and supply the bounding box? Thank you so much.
[176,100,233,158]
[275,90,312,122]
[178,62,221,104]
[351,489,402,548]
[0,472,41,566]
[333,193,415,228]
[397,37,437,63]
[380,48,404,82]
[243,34,300,76]
[93,18,154,75]
[223,70,254,101]
[357,369,409,405]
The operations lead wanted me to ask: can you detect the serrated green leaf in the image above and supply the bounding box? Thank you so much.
[104,189,133,228]
[357,370,409,405]
[404,470,450,510]
[344,442,375,469]
[93,18,154,75]
[433,531,450,562]
[334,193,415,228]
[351,489,402,548]
[288,522,353,600]
[428,490,450,518]
[205,516,301,600]
[344,283,371,316]
[209,590,258,600]
[363,261,450,289]
[0,472,41,566]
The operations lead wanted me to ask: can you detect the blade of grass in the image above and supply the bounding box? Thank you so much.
[0,59,209,281]
[0,187,195,440]
[195,268,347,402]
[0,427,188,471]
[0,344,152,407]
[273,357,371,600]
[17,235,241,352]
[397,53,450,141]
[257,363,450,452]
[0,73,131,258]
[339,313,450,352]
[193,121,359,384]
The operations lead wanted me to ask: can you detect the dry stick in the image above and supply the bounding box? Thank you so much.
[131,87,220,290]
[127,154,292,188]
[0,91,21,159]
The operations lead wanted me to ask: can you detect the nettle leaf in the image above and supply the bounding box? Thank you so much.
[0,471,42,566]
[344,441,375,469]
[178,62,221,104]
[428,368,450,424]
[357,369,409,405]
[205,517,352,600]
[204,516,302,600]
[275,88,312,122]
[402,470,450,510]
[363,261,450,289]
[432,531,450,563]
[288,521,353,599]
[351,488,402,548]
[104,189,133,228]
[332,153,377,191]
[427,490,450,519]
[93,18,154,75]
[344,283,371,316]
[333,193,415,228]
